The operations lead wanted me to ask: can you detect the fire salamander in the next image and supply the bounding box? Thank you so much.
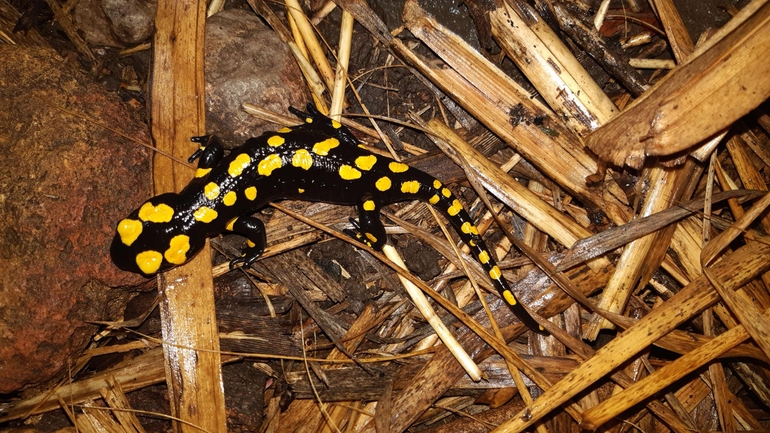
[111,105,541,330]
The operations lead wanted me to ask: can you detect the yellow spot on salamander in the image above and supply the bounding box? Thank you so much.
[312,137,339,156]
[267,135,285,147]
[298,188,305,193]
[247,240,256,248]
[117,219,143,246]
[304,117,313,123]
[442,188,452,198]
[363,200,375,211]
[204,182,220,200]
[331,119,342,129]
[489,265,502,280]
[292,149,313,170]
[139,202,174,223]
[365,233,378,243]
[258,154,283,176]
[389,162,409,173]
[502,290,517,305]
[195,168,212,178]
[355,155,377,171]
[447,199,463,216]
[226,218,238,231]
[277,127,292,133]
[478,250,490,264]
[375,177,391,191]
[401,180,420,194]
[136,250,162,274]
[433,179,442,189]
[461,222,480,235]
[164,234,190,265]
[429,195,439,205]
[229,153,252,177]
[223,191,237,206]
[339,165,362,180]
[193,206,218,223]
[245,186,257,200]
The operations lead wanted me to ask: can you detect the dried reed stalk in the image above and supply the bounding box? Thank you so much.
[586,0,770,169]
[490,0,619,134]
[398,0,632,227]
[151,0,228,430]
[495,239,770,431]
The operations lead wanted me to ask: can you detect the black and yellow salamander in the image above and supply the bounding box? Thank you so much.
[111,105,540,330]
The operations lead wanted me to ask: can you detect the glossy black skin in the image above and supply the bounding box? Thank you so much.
[110,105,541,331]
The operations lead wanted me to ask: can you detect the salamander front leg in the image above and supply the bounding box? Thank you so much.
[344,198,387,251]
[226,216,267,269]
[189,135,225,169]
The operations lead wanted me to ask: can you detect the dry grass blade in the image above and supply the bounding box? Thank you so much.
[100,377,147,433]
[586,0,770,169]
[0,349,166,422]
[579,318,755,430]
[550,2,648,97]
[555,190,764,272]
[492,239,770,432]
[702,193,770,359]
[285,0,335,92]
[382,244,484,381]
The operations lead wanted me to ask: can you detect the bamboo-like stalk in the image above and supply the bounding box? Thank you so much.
[650,0,695,61]
[329,10,354,119]
[579,314,757,429]
[582,165,689,339]
[0,349,167,421]
[151,1,228,430]
[550,3,649,97]
[628,58,676,68]
[702,193,770,359]
[489,0,618,135]
[285,0,336,92]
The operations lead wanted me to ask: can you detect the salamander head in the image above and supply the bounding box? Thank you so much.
[110,193,206,276]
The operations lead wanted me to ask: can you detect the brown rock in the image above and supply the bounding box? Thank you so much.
[0,45,152,393]
[205,8,308,147]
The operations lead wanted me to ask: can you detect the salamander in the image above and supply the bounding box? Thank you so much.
[111,105,541,331]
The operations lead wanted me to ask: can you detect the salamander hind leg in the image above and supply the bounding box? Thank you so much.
[345,198,387,251]
[226,216,267,269]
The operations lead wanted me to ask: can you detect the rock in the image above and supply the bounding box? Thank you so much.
[71,0,123,47]
[101,0,156,45]
[205,8,307,147]
[72,0,157,47]
[0,45,152,393]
